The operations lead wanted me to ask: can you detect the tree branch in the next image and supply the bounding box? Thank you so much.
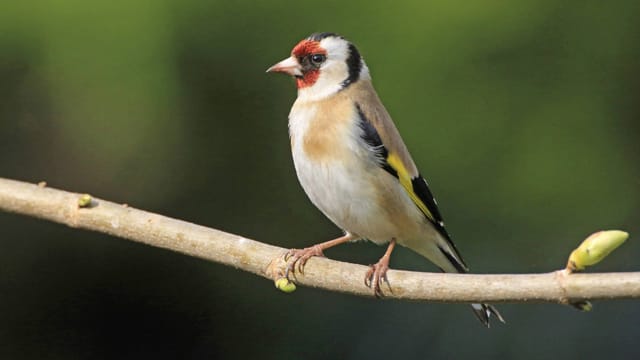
[0,177,638,304]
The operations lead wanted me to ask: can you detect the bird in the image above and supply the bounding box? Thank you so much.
[267,32,504,327]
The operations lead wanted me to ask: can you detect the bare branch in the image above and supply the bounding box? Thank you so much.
[0,177,638,304]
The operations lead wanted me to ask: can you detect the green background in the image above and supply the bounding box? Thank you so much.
[1,1,639,358]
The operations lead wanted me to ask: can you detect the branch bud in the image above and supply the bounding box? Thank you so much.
[567,230,628,272]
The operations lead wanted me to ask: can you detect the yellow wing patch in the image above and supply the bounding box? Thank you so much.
[386,153,435,222]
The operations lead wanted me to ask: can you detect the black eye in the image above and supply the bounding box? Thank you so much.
[310,53,326,65]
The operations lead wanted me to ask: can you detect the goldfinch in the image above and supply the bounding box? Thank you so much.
[267,32,504,327]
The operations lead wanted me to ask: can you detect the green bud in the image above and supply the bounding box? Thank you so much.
[78,194,93,208]
[570,300,593,312]
[567,230,628,272]
[275,277,296,293]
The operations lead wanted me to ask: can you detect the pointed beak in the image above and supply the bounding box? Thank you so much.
[266,56,302,76]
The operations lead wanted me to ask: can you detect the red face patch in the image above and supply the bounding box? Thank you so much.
[295,71,319,88]
[291,39,327,89]
[291,39,324,58]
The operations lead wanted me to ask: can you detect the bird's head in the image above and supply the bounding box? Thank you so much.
[267,33,369,101]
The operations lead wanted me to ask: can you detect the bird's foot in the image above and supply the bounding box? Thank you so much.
[284,245,325,278]
[365,257,392,298]
[281,234,356,280]
[364,239,396,298]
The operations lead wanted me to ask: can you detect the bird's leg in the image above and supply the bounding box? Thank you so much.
[284,233,355,278]
[365,239,396,298]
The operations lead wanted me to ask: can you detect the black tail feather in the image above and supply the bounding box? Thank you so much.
[470,303,506,328]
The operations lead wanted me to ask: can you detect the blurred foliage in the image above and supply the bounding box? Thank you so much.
[1,1,639,359]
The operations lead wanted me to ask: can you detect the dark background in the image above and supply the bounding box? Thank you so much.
[1,1,639,359]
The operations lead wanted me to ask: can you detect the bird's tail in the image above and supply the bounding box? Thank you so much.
[424,236,506,328]
[470,303,505,328]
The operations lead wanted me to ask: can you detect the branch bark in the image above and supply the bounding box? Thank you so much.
[0,177,638,304]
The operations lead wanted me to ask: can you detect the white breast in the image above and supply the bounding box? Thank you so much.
[288,101,426,244]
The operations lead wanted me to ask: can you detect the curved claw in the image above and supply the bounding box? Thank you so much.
[283,246,325,279]
[281,234,356,281]
[364,240,396,298]
[365,262,391,298]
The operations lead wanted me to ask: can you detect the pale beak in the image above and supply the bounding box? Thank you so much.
[266,56,302,77]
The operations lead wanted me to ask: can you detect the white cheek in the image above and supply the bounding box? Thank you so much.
[296,61,348,102]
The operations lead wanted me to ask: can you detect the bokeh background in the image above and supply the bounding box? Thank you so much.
[1,1,639,359]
